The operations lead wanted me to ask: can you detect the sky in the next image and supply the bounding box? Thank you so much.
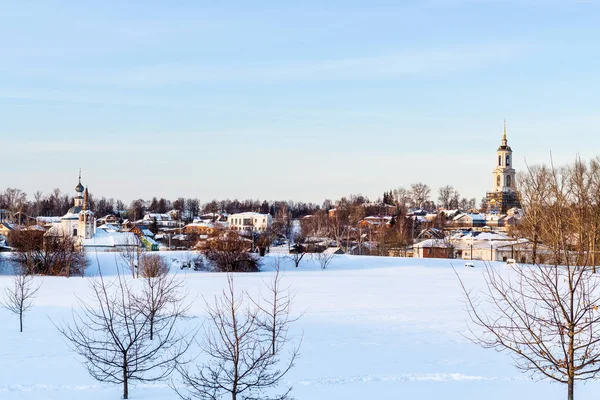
[1,0,599,205]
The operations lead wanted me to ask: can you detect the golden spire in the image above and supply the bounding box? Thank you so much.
[503,119,507,141]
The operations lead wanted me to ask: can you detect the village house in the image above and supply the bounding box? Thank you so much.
[451,213,486,229]
[182,221,216,236]
[125,225,158,251]
[412,239,452,259]
[358,215,392,229]
[227,212,272,233]
[453,231,529,262]
[142,213,179,227]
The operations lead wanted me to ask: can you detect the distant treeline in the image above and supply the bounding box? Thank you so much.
[0,182,478,222]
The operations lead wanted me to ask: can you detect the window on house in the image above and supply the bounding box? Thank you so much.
[506,175,512,187]
[496,175,501,186]
[506,155,510,166]
[73,228,77,236]
[498,155,501,166]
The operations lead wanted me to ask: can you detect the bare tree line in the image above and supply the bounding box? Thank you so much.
[1,180,478,226]
[514,156,600,266]
[45,256,301,400]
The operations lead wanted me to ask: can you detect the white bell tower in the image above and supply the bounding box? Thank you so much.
[78,187,96,240]
[493,120,516,193]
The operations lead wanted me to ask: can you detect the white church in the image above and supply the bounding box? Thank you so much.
[44,174,140,252]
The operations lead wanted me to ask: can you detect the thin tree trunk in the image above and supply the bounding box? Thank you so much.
[123,355,128,399]
[19,311,23,333]
[568,377,574,400]
[532,232,538,264]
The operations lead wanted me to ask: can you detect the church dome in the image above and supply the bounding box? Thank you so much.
[75,182,84,193]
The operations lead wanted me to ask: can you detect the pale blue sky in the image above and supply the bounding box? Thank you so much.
[1,0,599,203]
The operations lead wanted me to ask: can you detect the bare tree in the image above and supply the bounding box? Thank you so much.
[201,232,260,272]
[119,234,144,278]
[139,253,169,278]
[437,185,456,209]
[586,157,600,269]
[392,187,411,210]
[138,272,190,341]
[409,182,431,208]
[58,272,191,399]
[2,265,41,332]
[514,164,551,264]
[314,251,335,270]
[253,259,301,356]
[286,244,306,268]
[176,274,299,400]
[458,264,600,400]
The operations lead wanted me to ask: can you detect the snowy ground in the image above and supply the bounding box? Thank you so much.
[0,252,598,399]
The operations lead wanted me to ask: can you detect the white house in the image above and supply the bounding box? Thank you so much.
[227,212,272,233]
[453,231,529,262]
[142,213,178,227]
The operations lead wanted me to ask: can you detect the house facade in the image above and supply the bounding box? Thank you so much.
[227,212,272,233]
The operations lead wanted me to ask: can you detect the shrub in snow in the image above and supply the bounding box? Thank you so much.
[201,232,260,272]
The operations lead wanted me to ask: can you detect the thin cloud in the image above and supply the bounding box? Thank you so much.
[62,41,532,86]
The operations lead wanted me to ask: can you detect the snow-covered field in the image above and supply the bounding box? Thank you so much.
[0,252,598,399]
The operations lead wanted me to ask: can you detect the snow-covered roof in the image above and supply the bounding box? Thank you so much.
[460,232,509,241]
[36,216,61,224]
[131,225,154,237]
[453,213,485,222]
[185,222,214,228]
[228,212,270,218]
[323,247,344,254]
[143,213,172,221]
[61,210,80,221]
[22,225,46,231]
[141,235,159,246]
[413,239,450,248]
[82,228,140,248]
[361,216,392,225]
[97,223,121,232]
[440,209,459,216]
